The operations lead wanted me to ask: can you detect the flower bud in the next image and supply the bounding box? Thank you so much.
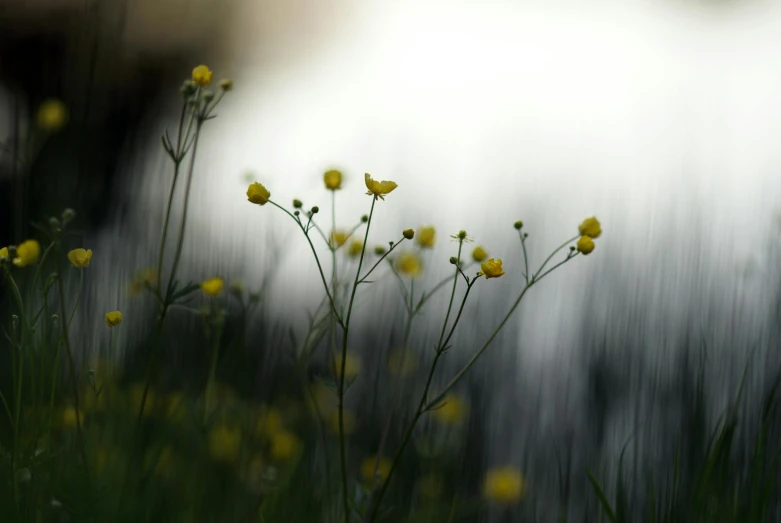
[202,90,215,103]
[457,230,467,240]
[449,256,457,265]
[403,229,414,240]
[361,215,369,223]
[294,210,300,216]
[374,246,386,255]
[180,80,197,98]
[219,79,233,91]
[293,199,303,209]
[514,220,523,230]
[51,314,59,323]
[49,217,60,230]
[523,233,528,238]
[62,208,75,224]
[311,206,319,214]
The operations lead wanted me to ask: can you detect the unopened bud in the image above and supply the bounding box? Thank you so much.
[293,199,303,209]
[449,256,457,265]
[202,90,215,103]
[49,217,60,230]
[62,208,75,224]
[180,80,197,98]
[457,230,467,240]
[514,220,523,230]
[311,206,320,214]
[51,314,59,323]
[374,246,386,255]
[361,215,369,223]
[219,79,233,91]
[403,229,414,240]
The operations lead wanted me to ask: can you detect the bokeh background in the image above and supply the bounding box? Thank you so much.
[2,0,781,521]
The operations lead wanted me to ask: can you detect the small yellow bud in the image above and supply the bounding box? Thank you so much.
[67,248,93,268]
[417,226,435,248]
[105,311,123,327]
[578,217,602,239]
[403,229,414,240]
[576,236,595,255]
[36,99,68,132]
[472,246,488,262]
[201,277,224,297]
[219,79,233,91]
[347,241,363,258]
[246,182,270,205]
[324,170,343,190]
[0,247,8,260]
[192,65,213,86]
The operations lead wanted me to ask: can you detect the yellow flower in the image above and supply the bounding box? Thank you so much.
[334,352,361,381]
[417,226,435,248]
[208,423,242,463]
[247,182,270,205]
[201,277,224,296]
[578,217,602,239]
[13,240,40,267]
[432,394,469,426]
[479,258,505,279]
[361,456,392,483]
[270,430,301,461]
[219,79,233,91]
[364,173,398,201]
[387,347,417,377]
[483,467,526,504]
[472,246,488,262]
[395,252,422,278]
[105,311,123,327]
[347,240,363,258]
[327,410,356,435]
[60,407,84,428]
[324,169,343,190]
[130,268,157,295]
[330,230,348,250]
[576,236,595,255]
[0,247,8,260]
[192,65,213,86]
[36,99,68,131]
[67,248,93,268]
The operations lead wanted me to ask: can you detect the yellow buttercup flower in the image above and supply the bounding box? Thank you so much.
[347,240,363,258]
[324,169,343,190]
[578,217,602,239]
[361,456,392,483]
[208,423,242,463]
[192,65,213,86]
[105,311,123,327]
[432,394,469,426]
[330,230,348,250]
[270,430,301,461]
[201,277,224,296]
[36,99,68,131]
[247,182,270,205]
[67,248,93,268]
[13,240,40,267]
[395,252,422,278]
[0,247,8,260]
[417,226,435,248]
[479,258,505,279]
[576,236,595,255]
[364,173,397,201]
[483,467,526,504]
[472,246,488,262]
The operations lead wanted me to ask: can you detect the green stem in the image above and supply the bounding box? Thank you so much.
[337,196,376,523]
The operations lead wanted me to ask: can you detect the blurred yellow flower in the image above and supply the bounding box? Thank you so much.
[361,456,392,483]
[192,65,213,86]
[387,348,417,377]
[247,182,270,205]
[396,252,422,278]
[309,383,337,417]
[432,394,468,426]
[472,246,488,262]
[347,240,363,258]
[0,247,8,260]
[576,236,595,255]
[130,268,157,295]
[364,173,397,201]
[417,226,435,248]
[483,467,526,504]
[60,407,83,428]
[334,352,361,381]
[578,217,602,239]
[208,423,242,463]
[105,311,123,327]
[479,258,505,279]
[67,248,92,268]
[324,169,343,190]
[219,79,233,91]
[270,430,301,461]
[256,406,284,438]
[327,410,356,435]
[13,240,40,267]
[201,277,224,296]
[36,99,68,131]
[330,230,348,250]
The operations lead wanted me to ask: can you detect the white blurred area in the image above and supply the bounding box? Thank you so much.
[98,0,781,363]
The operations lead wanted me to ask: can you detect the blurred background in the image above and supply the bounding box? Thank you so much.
[1,0,781,521]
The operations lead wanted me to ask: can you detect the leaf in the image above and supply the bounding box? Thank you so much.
[171,281,201,302]
[587,470,618,523]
